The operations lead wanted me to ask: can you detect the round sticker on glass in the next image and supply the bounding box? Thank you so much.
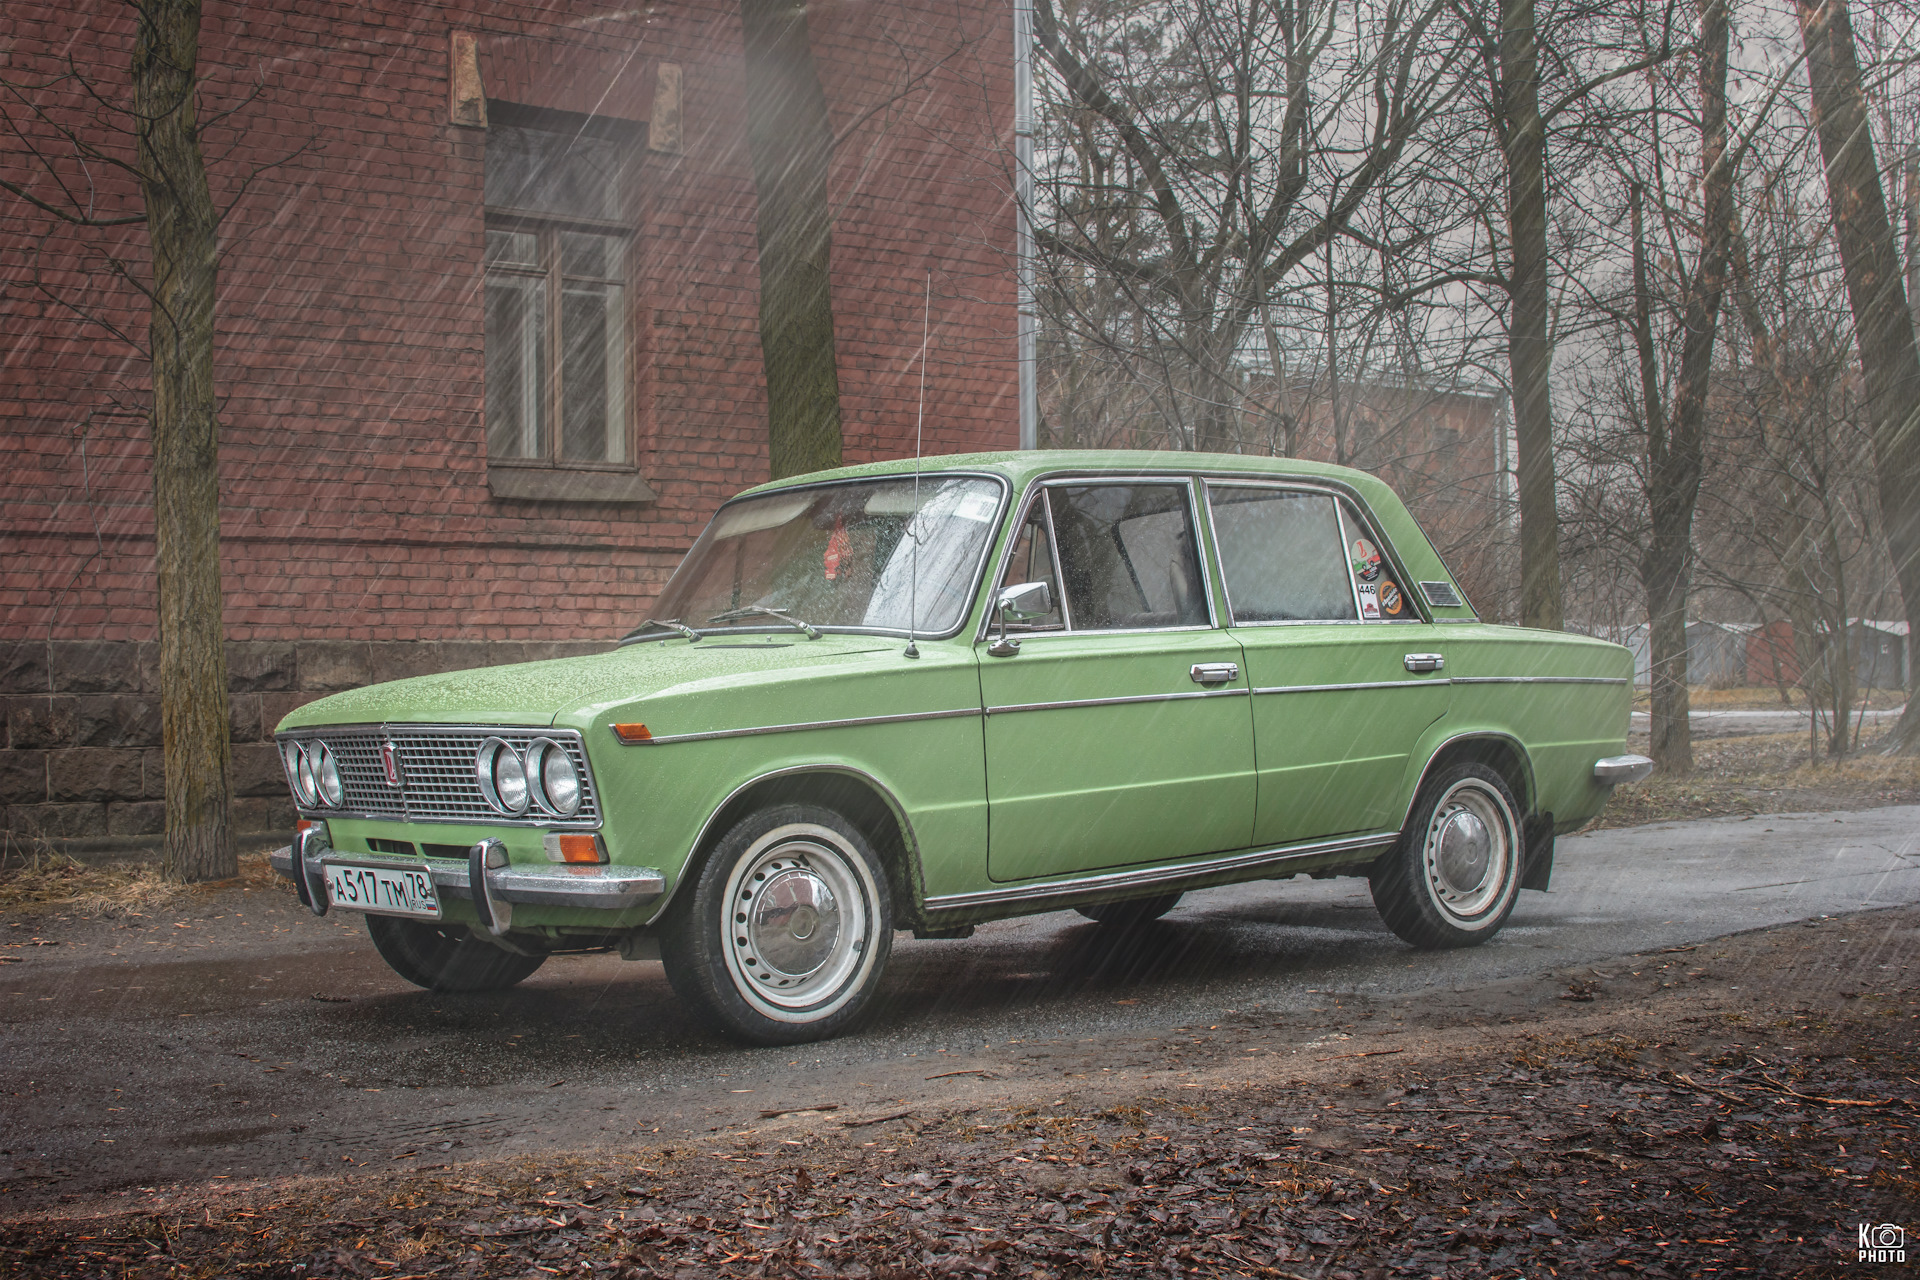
[1380,580,1404,616]
[1351,538,1382,582]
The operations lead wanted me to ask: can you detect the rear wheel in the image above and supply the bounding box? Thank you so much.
[1075,892,1182,926]
[660,804,893,1045]
[1369,763,1521,949]
[365,915,547,992]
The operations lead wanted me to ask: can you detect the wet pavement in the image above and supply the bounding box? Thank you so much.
[2,803,1917,1208]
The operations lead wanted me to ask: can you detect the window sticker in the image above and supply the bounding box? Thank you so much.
[1380,579,1404,616]
[1358,582,1382,620]
[954,493,999,523]
[1351,537,1381,582]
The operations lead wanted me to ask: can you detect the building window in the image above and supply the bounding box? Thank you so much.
[484,116,634,468]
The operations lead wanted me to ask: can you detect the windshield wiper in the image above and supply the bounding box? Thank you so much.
[705,605,822,640]
[618,617,702,647]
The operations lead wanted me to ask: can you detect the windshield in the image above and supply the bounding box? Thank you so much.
[645,476,1006,637]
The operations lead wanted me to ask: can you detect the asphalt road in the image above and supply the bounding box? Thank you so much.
[4,804,1918,1206]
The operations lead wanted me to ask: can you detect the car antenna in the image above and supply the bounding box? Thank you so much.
[904,270,930,659]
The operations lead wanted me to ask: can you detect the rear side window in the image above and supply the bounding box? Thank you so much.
[1047,484,1208,630]
[1208,486,1355,623]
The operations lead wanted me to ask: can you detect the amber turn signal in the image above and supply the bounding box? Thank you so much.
[543,832,606,864]
[612,722,652,743]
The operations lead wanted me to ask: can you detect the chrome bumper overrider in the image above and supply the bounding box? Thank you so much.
[270,833,664,917]
[1593,754,1655,785]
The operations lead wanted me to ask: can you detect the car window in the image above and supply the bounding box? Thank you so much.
[1208,486,1356,623]
[1048,483,1208,630]
[1340,498,1412,622]
[993,497,1065,631]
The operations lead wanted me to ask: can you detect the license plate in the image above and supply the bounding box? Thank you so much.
[325,862,441,919]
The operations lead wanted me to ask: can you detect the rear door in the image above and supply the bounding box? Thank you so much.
[1206,481,1450,846]
[979,479,1255,882]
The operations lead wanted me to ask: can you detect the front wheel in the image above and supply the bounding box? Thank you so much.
[1369,763,1521,950]
[365,916,547,992]
[660,804,893,1045]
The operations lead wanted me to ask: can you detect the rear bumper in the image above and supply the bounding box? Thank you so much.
[1593,754,1655,785]
[270,839,664,913]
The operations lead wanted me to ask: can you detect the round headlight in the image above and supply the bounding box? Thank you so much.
[314,742,345,808]
[294,743,321,806]
[475,738,530,815]
[281,740,305,795]
[529,738,581,816]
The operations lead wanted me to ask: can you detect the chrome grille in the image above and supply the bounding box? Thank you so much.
[276,725,601,828]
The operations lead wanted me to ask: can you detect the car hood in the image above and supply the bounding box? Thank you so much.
[273,635,904,732]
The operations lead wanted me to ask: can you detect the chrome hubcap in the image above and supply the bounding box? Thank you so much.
[1421,782,1513,925]
[1434,808,1492,895]
[747,867,841,979]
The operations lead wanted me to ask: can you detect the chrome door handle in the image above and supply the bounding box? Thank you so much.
[1404,653,1445,673]
[1190,662,1239,684]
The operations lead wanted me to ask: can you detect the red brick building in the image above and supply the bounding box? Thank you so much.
[0,0,1018,843]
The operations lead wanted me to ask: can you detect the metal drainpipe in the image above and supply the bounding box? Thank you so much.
[1014,0,1037,450]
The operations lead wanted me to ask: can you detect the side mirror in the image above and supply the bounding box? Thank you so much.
[988,581,1052,656]
[997,580,1053,622]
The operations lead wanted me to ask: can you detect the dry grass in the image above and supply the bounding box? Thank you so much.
[0,847,283,917]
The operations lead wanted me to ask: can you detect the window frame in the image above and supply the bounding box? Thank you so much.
[1198,477,1431,627]
[979,476,1219,639]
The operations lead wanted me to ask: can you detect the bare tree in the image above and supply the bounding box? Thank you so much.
[1625,0,1732,775]
[1030,0,1469,455]
[1795,0,1920,754]
[2,0,234,881]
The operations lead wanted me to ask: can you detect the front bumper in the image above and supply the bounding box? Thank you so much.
[270,832,664,920]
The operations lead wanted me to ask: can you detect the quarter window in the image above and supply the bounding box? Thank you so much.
[484,120,632,466]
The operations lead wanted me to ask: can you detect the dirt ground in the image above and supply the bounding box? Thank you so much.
[3,903,1914,1278]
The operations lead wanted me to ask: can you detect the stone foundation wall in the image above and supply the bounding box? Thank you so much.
[0,640,609,848]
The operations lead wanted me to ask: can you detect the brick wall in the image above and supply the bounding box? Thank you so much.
[0,640,608,847]
[0,0,1015,839]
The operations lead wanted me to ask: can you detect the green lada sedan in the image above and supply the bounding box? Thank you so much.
[271,450,1650,1044]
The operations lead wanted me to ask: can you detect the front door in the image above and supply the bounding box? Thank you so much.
[1205,482,1451,846]
[980,480,1256,882]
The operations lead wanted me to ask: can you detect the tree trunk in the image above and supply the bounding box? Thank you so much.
[1500,0,1562,630]
[1638,0,1732,776]
[1796,0,1920,753]
[133,0,233,883]
[740,0,844,480]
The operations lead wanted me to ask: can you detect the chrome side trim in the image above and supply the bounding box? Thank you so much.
[986,687,1249,715]
[1251,678,1450,696]
[1593,754,1655,785]
[923,831,1396,912]
[615,706,980,746]
[1451,676,1630,686]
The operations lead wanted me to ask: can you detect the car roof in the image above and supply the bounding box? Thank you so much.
[735,449,1391,498]
[731,449,1483,622]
